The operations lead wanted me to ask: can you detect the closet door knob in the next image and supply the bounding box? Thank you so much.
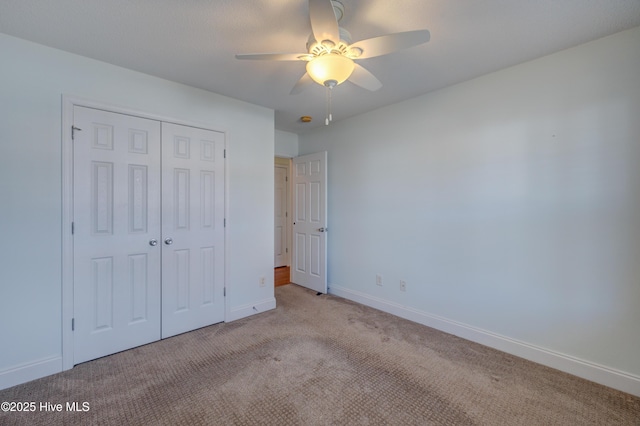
[149,239,158,246]
[164,238,173,245]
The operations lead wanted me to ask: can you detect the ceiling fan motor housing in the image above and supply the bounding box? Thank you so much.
[306,27,353,55]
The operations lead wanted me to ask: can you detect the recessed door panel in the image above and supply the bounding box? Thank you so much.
[275,227,283,258]
[129,129,148,154]
[310,182,320,223]
[296,183,307,222]
[310,234,321,277]
[174,169,190,230]
[296,233,306,273]
[174,136,191,159]
[201,247,215,305]
[174,249,191,312]
[128,253,149,323]
[92,162,113,235]
[201,171,215,228]
[128,165,148,233]
[201,140,216,162]
[91,257,113,332]
[92,124,113,150]
[310,159,321,175]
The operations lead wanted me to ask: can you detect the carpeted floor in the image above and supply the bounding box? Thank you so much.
[1,284,639,425]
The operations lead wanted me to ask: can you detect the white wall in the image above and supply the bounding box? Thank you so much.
[0,33,275,389]
[275,129,299,158]
[299,27,640,396]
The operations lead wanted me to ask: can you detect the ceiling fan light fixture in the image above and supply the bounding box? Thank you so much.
[306,54,355,86]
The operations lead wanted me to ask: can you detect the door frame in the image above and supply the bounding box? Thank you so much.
[274,157,292,268]
[61,95,229,370]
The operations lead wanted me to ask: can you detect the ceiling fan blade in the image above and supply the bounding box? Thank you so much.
[235,53,308,61]
[348,64,382,91]
[309,0,340,43]
[290,73,315,95]
[350,29,430,59]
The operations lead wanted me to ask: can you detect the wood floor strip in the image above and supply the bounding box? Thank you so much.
[275,266,290,287]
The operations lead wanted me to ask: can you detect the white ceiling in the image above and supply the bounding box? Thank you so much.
[1,0,639,133]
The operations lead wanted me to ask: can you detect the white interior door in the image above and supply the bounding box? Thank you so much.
[73,106,162,364]
[161,122,226,338]
[291,152,327,294]
[274,164,289,267]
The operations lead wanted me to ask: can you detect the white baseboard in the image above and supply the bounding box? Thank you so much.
[226,297,276,322]
[1,298,277,391]
[328,283,640,397]
[0,356,62,391]
[0,298,277,391]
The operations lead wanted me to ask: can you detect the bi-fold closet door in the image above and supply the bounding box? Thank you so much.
[72,106,225,364]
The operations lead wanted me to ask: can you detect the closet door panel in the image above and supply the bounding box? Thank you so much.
[73,106,162,364]
[161,123,225,338]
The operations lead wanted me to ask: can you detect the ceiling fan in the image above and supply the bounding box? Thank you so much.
[235,0,430,123]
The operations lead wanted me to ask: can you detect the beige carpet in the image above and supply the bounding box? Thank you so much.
[1,284,638,425]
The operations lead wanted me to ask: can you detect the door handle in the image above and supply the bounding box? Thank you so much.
[318,227,327,232]
[164,237,173,245]
[149,239,158,246]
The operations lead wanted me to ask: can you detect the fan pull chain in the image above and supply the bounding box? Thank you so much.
[325,86,328,125]
[325,85,330,125]
[324,80,337,126]
[329,85,333,123]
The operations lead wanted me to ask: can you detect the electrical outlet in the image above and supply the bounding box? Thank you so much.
[259,276,266,287]
[400,280,407,292]
[376,274,383,286]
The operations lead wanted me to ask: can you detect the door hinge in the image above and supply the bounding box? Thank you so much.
[71,222,74,235]
[71,126,82,141]
[285,212,288,218]
[286,248,288,253]
[71,318,75,331]
[224,218,226,227]
[223,287,226,297]
[285,176,288,182]
[224,149,226,159]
